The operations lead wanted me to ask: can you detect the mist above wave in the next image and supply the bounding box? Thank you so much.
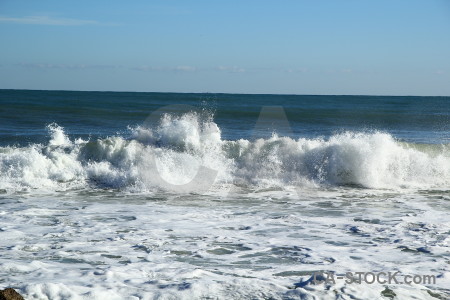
[0,112,448,193]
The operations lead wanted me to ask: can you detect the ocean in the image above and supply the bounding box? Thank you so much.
[0,89,449,299]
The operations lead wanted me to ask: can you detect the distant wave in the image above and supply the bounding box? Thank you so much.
[0,112,448,193]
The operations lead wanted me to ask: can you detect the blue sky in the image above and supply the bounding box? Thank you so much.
[1,0,449,95]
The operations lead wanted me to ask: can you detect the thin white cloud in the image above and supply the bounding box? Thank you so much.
[216,66,246,73]
[131,65,197,72]
[17,63,322,75]
[285,68,308,73]
[0,16,98,26]
[17,63,121,70]
[17,63,200,72]
[131,66,163,72]
[172,66,196,72]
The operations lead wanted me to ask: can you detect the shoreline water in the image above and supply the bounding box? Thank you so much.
[0,90,449,299]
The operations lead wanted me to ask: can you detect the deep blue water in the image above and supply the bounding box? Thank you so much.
[0,89,449,146]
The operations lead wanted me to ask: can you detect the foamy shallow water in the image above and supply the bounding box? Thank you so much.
[1,187,449,299]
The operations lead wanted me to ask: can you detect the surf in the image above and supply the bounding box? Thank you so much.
[0,112,448,193]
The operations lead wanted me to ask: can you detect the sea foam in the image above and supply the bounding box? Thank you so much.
[0,113,448,193]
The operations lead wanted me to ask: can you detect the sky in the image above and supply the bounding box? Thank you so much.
[0,0,450,95]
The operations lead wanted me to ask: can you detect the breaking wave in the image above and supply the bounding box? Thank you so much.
[0,113,448,193]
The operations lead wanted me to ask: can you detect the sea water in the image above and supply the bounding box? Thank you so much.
[0,90,449,299]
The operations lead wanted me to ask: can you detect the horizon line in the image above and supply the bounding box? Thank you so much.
[1,88,449,98]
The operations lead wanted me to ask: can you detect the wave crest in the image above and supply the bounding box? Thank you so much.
[0,113,448,193]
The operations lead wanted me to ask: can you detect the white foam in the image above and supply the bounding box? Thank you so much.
[0,114,448,193]
[1,189,448,299]
[47,123,72,147]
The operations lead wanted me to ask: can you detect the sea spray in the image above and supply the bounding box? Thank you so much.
[0,113,448,193]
